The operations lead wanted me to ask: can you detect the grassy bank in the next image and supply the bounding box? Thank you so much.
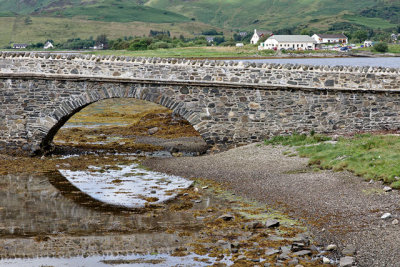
[265,133,400,188]
[88,46,276,58]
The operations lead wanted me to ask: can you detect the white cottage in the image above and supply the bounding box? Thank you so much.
[259,35,316,51]
[250,29,272,44]
[312,34,348,44]
[44,41,54,49]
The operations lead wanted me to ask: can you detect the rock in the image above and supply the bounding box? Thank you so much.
[381,213,392,219]
[392,219,399,225]
[326,244,337,251]
[278,252,290,260]
[264,263,271,267]
[292,250,312,257]
[194,200,202,203]
[368,179,374,184]
[218,213,235,221]
[291,242,305,252]
[295,265,304,267]
[339,256,355,267]
[147,127,159,135]
[265,248,280,256]
[244,221,264,229]
[323,257,331,264]
[288,258,299,265]
[280,246,291,254]
[265,219,280,228]
[383,186,392,192]
[342,245,356,256]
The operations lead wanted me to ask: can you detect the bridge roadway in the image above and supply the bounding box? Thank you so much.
[0,52,399,155]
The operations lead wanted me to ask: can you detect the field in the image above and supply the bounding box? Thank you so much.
[0,16,218,47]
[89,45,277,58]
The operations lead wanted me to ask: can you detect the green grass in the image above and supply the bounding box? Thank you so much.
[0,16,215,48]
[53,0,189,23]
[354,44,400,54]
[342,14,397,29]
[88,45,274,58]
[265,133,400,188]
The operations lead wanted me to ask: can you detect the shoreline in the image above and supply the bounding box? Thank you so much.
[143,143,400,266]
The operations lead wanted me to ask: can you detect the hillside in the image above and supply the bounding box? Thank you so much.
[145,0,399,31]
[0,0,398,47]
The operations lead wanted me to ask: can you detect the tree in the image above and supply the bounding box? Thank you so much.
[300,29,311,36]
[24,16,32,25]
[96,34,108,48]
[353,30,368,43]
[373,42,388,52]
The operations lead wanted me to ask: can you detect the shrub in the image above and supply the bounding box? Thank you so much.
[373,42,389,53]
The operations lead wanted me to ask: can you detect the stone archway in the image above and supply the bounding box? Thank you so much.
[28,81,207,155]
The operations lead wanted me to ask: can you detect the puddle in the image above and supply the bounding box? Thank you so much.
[58,163,193,208]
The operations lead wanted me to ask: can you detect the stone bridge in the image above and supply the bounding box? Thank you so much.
[0,52,400,155]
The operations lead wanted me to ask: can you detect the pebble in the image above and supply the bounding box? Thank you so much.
[288,258,299,265]
[202,186,208,189]
[265,248,280,256]
[265,219,280,228]
[383,186,392,192]
[147,127,159,135]
[392,219,399,225]
[326,244,337,251]
[322,257,331,264]
[339,256,355,267]
[342,244,356,256]
[381,213,392,219]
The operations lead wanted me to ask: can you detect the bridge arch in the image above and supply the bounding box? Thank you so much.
[28,81,208,155]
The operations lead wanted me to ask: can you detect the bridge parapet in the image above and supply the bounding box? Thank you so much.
[1,52,399,91]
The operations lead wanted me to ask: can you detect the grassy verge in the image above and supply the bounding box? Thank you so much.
[88,46,275,58]
[265,133,400,188]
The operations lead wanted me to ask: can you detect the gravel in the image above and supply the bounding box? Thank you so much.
[144,143,400,267]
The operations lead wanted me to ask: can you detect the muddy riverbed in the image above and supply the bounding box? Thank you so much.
[0,99,336,266]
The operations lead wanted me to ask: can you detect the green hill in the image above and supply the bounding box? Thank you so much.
[0,0,398,48]
[145,0,399,31]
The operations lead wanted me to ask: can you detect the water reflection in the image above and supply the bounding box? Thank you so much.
[0,172,200,238]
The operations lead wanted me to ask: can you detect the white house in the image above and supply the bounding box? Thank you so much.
[44,41,54,49]
[250,29,272,44]
[312,33,348,44]
[13,43,28,49]
[364,40,374,47]
[258,35,316,51]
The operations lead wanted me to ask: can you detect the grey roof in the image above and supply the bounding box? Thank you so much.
[315,33,347,39]
[268,35,316,43]
[257,30,272,37]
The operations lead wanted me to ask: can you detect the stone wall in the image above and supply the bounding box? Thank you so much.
[0,52,400,155]
[1,52,399,90]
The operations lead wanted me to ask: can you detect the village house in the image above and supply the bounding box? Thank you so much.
[206,36,214,43]
[258,35,316,51]
[312,33,348,44]
[13,43,28,49]
[238,32,248,38]
[250,29,272,44]
[44,41,54,49]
